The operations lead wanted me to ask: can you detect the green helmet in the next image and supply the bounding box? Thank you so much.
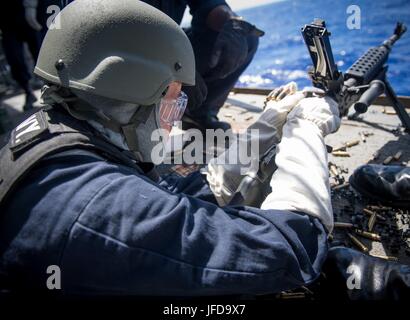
[34,0,195,106]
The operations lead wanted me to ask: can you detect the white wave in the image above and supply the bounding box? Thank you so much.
[226,0,286,11]
[270,69,308,80]
[238,75,273,86]
[181,0,286,27]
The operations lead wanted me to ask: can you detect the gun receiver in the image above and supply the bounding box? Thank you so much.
[301,19,410,132]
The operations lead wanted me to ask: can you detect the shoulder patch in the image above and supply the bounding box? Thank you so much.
[10,110,49,151]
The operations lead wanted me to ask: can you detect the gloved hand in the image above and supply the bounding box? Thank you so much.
[182,71,208,112]
[208,18,264,80]
[24,6,42,31]
[205,82,305,206]
[264,81,299,107]
[287,95,340,137]
[261,96,341,231]
[323,247,410,300]
[262,82,305,139]
[349,164,410,206]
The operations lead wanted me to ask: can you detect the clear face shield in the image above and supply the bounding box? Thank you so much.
[159,82,188,133]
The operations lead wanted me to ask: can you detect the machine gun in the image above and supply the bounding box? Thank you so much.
[301,19,410,132]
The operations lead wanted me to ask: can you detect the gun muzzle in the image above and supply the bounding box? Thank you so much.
[353,80,385,113]
[383,22,407,48]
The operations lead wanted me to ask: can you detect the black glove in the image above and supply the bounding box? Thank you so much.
[349,164,410,207]
[207,18,264,80]
[182,71,208,111]
[322,247,410,300]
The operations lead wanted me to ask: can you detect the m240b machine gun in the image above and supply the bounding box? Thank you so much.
[301,19,410,132]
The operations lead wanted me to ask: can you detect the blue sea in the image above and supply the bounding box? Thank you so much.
[236,0,410,95]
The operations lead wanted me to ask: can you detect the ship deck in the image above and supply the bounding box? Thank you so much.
[223,90,410,264]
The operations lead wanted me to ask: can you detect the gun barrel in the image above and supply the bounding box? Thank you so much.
[383,22,407,48]
[353,80,385,113]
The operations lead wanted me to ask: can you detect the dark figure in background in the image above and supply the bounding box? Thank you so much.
[63,0,264,131]
[23,0,68,41]
[143,1,264,131]
[0,0,42,110]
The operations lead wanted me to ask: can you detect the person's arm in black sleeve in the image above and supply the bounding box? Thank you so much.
[187,0,264,80]
[23,0,42,30]
[186,0,233,30]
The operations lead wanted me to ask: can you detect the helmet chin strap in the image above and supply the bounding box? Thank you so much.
[119,106,155,161]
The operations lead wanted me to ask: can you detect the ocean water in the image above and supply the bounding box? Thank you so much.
[237,0,410,96]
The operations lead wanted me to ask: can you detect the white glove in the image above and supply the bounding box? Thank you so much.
[264,81,298,107]
[262,83,306,140]
[205,82,305,206]
[261,96,341,232]
[287,95,340,137]
[24,7,42,31]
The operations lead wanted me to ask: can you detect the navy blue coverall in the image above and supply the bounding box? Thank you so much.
[0,150,327,295]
